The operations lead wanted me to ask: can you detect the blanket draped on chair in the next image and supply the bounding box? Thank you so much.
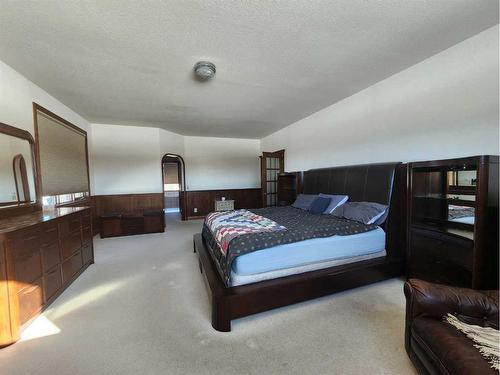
[445,313,500,370]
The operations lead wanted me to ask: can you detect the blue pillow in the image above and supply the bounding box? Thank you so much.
[319,193,349,214]
[292,194,317,210]
[309,196,332,214]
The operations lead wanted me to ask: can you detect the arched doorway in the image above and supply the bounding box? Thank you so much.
[161,154,186,220]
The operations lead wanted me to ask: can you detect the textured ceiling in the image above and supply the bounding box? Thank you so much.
[0,1,498,138]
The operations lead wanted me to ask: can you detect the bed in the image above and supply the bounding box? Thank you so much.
[448,204,475,225]
[193,162,406,331]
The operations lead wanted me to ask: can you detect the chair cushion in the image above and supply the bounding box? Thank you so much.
[411,317,497,375]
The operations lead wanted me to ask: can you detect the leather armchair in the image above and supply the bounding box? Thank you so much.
[404,279,499,375]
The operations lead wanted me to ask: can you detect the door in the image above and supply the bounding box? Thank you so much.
[260,150,284,207]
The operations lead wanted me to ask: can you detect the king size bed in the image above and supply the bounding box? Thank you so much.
[193,162,406,331]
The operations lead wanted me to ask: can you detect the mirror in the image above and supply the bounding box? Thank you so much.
[412,165,477,235]
[0,123,37,208]
[446,169,476,225]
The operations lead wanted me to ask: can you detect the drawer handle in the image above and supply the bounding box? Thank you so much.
[25,235,38,241]
[45,228,57,233]
[23,285,39,294]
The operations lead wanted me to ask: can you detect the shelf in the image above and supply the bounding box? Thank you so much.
[413,194,476,207]
[412,223,474,241]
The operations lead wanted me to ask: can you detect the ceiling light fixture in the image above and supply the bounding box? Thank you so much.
[194,61,216,80]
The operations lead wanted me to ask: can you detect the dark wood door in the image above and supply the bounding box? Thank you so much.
[260,150,285,207]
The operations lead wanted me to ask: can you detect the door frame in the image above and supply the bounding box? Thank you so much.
[161,153,187,221]
[260,149,285,207]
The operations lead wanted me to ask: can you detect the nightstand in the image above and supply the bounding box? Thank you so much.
[215,200,234,211]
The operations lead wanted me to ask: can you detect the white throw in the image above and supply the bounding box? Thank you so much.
[445,313,500,370]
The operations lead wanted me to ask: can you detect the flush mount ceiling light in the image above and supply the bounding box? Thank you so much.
[194,61,216,80]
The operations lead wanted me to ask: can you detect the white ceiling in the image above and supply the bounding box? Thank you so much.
[0,1,498,138]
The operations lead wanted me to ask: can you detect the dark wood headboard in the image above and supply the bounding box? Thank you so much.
[301,162,407,260]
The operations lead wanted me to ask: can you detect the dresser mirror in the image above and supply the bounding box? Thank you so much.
[0,123,38,209]
[412,163,476,238]
[446,169,476,226]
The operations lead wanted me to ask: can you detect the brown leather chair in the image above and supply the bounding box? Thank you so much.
[404,279,499,375]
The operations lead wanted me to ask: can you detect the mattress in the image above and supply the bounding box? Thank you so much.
[232,226,386,276]
[449,216,474,225]
[231,249,387,286]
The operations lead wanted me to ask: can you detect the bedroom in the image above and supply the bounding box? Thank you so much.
[0,1,498,374]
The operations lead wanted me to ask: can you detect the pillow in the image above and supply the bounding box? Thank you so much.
[292,194,317,210]
[319,193,349,214]
[337,202,388,225]
[309,196,332,214]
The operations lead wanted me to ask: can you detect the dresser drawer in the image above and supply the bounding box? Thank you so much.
[82,243,93,265]
[409,228,473,287]
[18,278,43,324]
[82,226,92,245]
[40,222,58,247]
[61,231,82,260]
[62,252,83,282]
[410,229,473,269]
[58,215,81,236]
[44,266,62,302]
[82,214,91,229]
[41,242,61,272]
[11,242,42,287]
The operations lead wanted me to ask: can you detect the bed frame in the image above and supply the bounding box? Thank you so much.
[193,162,407,332]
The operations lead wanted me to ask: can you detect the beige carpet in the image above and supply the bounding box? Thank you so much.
[0,214,417,375]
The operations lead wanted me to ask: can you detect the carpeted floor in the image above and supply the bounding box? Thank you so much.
[0,214,417,375]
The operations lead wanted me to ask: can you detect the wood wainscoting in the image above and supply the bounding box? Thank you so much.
[91,193,163,234]
[186,188,262,219]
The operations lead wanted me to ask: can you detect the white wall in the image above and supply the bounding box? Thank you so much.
[159,128,185,157]
[261,26,499,172]
[90,125,261,194]
[0,60,93,192]
[183,136,261,190]
[0,60,90,137]
[90,124,163,195]
[0,136,17,201]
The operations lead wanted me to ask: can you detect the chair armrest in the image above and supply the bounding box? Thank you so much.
[404,278,498,328]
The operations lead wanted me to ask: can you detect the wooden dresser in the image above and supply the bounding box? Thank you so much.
[407,156,498,289]
[0,206,93,347]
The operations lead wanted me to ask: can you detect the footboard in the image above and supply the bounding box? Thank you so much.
[194,233,403,332]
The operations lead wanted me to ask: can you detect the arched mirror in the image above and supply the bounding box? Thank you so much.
[13,154,31,203]
[0,122,38,212]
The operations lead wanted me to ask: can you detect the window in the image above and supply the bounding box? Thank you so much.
[34,104,90,206]
[42,192,89,207]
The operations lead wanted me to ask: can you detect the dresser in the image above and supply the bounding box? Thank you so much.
[407,156,498,289]
[0,206,93,347]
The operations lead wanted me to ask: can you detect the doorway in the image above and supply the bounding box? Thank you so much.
[260,150,285,207]
[161,154,186,220]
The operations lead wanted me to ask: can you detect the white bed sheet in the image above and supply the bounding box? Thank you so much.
[232,227,386,275]
[229,227,386,286]
[230,249,387,286]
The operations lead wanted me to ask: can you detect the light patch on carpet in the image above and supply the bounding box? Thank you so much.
[49,280,126,319]
[20,315,61,342]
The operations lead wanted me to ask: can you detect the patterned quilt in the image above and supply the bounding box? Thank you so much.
[202,206,378,287]
[205,210,286,255]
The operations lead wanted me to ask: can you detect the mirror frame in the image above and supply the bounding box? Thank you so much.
[0,122,41,217]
